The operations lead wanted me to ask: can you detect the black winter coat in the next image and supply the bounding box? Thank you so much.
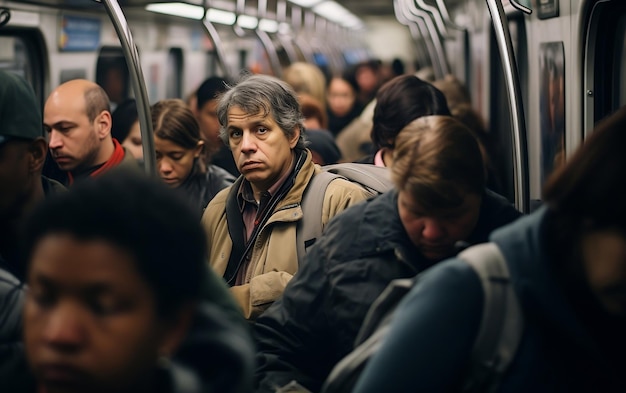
[254,189,522,393]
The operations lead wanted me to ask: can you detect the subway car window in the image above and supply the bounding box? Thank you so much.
[96,46,130,109]
[0,30,44,102]
[166,47,183,99]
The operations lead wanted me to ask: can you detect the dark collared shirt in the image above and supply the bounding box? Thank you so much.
[234,154,295,285]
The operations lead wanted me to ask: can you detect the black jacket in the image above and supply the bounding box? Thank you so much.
[181,165,236,214]
[254,189,522,393]
[0,267,32,392]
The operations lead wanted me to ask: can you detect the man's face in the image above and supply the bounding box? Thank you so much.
[197,99,221,150]
[398,189,482,261]
[24,233,172,393]
[44,94,101,173]
[226,106,299,194]
[0,139,32,220]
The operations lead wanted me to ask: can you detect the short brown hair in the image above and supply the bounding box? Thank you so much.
[391,116,485,210]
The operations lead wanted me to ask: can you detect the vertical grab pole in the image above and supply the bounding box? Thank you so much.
[100,0,155,176]
[485,0,530,213]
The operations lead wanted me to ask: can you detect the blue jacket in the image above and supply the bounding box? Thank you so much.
[254,188,521,393]
[353,208,626,392]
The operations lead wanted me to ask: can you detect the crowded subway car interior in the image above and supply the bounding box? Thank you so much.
[0,0,625,392]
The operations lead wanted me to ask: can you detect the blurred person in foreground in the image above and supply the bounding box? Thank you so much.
[22,171,254,393]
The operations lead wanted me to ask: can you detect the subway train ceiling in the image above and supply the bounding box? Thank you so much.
[11,0,465,26]
[13,0,397,16]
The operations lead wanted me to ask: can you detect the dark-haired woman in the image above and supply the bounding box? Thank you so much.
[151,99,235,214]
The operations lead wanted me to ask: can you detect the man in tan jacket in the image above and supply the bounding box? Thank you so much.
[201,75,369,320]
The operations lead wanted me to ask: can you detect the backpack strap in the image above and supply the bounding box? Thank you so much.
[296,170,345,265]
[458,243,524,393]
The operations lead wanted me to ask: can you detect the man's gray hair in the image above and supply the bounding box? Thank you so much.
[217,74,306,150]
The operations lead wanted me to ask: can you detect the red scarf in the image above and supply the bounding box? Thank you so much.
[68,139,126,185]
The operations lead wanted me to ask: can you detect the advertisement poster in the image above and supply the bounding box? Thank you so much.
[539,42,565,183]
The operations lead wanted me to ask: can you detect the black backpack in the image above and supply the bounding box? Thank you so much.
[321,242,524,393]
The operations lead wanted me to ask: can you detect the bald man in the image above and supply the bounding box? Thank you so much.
[44,79,138,185]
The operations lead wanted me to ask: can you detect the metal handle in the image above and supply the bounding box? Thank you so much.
[293,7,314,64]
[486,0,529,213]
[394,0,437,75]
[433,0,466,31]
[201,18,233,81]
[509,0,532,15]
[403,0,450,77]
[100,0,155,176]
[415,0,447,37]
[255,29,284,77]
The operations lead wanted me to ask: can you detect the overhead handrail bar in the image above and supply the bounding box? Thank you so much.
[406,0,449,76]
[509,0,532,14]
[294,8,314,63]
[394,0,424,43]
[486,0,529,212]
[394,0,436,74]
[255,29,284,77]
[415,0,448,37]
[402,0,449,77]
[201,0,233,80]
[255,0,283,77]
[276,0,299,63]
[100,0,155,176]
[433,0,466,31]
[201,18,233,80]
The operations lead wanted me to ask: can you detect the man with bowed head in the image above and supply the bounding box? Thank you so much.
[254,115,522,393]
[44,79,137,185]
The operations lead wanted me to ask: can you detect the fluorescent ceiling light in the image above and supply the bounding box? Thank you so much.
[289,0,324,7]
[237,14,258,29]
[259,19,279,33]
[206,8,236,25]
[145,2,204,20]
[313,1,362,29]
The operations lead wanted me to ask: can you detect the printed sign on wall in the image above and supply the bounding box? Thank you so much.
[59,15,101,51]
[537,0,559,19]
[539,42,565,183]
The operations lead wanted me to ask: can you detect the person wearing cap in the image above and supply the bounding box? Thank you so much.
[0,69,60,392]
[43,79,138,185]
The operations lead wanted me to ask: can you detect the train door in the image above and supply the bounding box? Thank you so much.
[489,13,528,204]
[0,28,46,104]
[95,46,130,109]
[584,1,626,130]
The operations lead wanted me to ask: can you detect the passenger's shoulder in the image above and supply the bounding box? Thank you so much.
[323,178,373,204]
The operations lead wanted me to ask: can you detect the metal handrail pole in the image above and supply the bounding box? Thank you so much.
[100,0,155,176]
[485,0,529,212]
